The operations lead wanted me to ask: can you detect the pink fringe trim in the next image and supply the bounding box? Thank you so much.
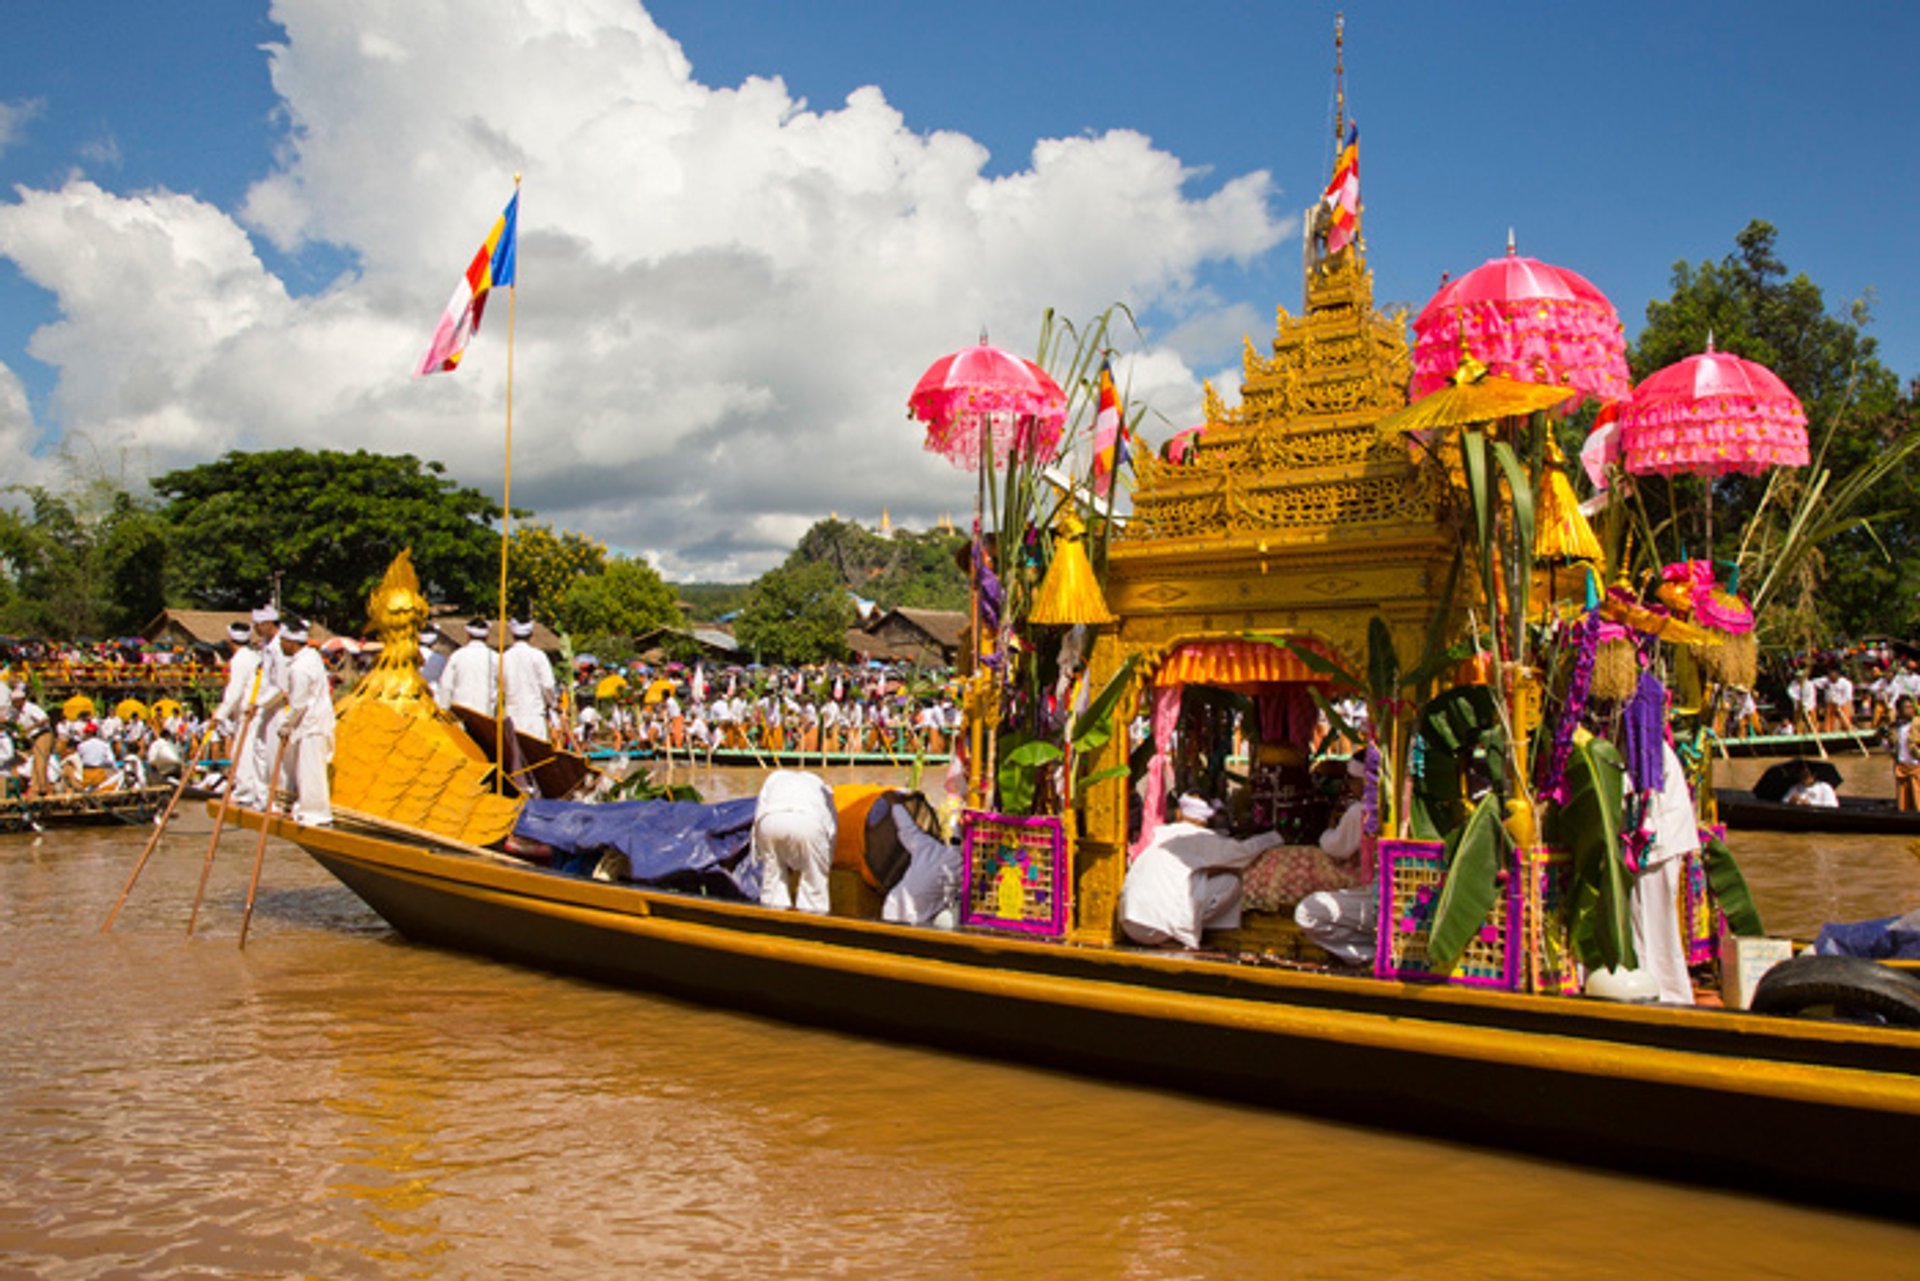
[1617,395,1808,477]
[1411,299,1630,404]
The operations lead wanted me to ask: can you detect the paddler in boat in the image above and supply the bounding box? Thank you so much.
[435,618,497,719]
[1118,793,1286,949]
[214,619,271,809]
[270,620,335,827]
[1782,761,1840,808]
[9,683,54,799]
[501,619,557,743]
[1895,697,1920,812]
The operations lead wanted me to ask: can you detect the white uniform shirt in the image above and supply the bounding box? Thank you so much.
[1119,821,1284,948]
[283,646,337,742]
[500,641,556,738]
[216,645,266,726]
[437,639,498,715]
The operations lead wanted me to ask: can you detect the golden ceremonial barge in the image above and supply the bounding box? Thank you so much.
[195,203,1920,1224]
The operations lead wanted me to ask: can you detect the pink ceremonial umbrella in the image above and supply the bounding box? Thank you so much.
[1616,345,1808,478]
[1616,342,1807,550]
[1412,243,1631,405]
[908,339,1067,472]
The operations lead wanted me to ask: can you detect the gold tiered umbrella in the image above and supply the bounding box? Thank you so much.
[1373,355,1574,443]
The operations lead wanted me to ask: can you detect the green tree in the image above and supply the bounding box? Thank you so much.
[734,559,852,664]
[503,523,606,625]
[154,450,501,627]
[557,555,679,650]
[1629,220,1918,639]
[0,471,172,639]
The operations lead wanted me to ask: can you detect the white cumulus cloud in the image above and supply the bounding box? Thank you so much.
[0,0,1293,583]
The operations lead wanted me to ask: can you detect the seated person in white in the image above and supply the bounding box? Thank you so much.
[1782,763,1839,808]
[1119,794,1285,948]
[877,798,963,927]
[1294,761,1378,966]
[752,770,838,914]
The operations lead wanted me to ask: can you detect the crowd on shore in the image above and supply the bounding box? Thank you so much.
[0,629,967,800]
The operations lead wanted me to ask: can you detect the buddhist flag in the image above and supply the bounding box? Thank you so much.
[417,190,519,376]
[1321,122,1359,255]
[1090,358,1131,498]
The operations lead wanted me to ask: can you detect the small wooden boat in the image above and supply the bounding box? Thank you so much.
[235,805,1920,1220]
[1,783,175,833]
[1707,729,1882,759]
[587,746,950,770]
[1715,788,1920,835]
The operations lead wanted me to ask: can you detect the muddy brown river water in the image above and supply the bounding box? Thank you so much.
[3,759,1918,1277]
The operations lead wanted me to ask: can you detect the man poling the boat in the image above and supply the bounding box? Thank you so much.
[270,620,335,827]
[10,684,54,799]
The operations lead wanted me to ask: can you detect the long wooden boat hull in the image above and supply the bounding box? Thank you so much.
[1716,788,1920,835]
[1708,730,1883,759]
[1,784,174,833]
[587,747,950,770]
[246,810,1920,1218]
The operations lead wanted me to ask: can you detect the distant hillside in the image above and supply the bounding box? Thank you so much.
[674,519,971,622]
[786,518,969,612]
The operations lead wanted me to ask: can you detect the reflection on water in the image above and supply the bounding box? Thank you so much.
[3,763,1918,1276]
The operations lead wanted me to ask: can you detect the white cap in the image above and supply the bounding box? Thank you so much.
[227,621,253,641]
[465,619,490,639]
[417,629,439,646]
[1177,794,1214,823]
[252,604,279,624]
[510,619,534,639]
[280,622,310,643]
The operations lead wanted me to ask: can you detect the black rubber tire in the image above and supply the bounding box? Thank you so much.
[1749,954,1920,1027]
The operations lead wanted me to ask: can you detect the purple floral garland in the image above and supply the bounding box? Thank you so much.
[1535,612,1600,805]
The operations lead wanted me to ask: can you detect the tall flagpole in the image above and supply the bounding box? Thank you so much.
[495,173,522,791]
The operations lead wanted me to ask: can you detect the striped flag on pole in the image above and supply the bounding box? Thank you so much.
[1090,358,1130,499]
[417,190,519,375]
[1321,122,1359,255]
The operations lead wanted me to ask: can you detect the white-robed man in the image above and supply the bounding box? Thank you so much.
[501,620,557,742]
[752,769,838,914]
[215,619,271,808]
[274,621,336,826]
[435,619,498,718]
[1119,794,1285,948]
[418,629,448,687]
[1629,739,1699,1005]
[875,794,963,926]
[249,605,286,805]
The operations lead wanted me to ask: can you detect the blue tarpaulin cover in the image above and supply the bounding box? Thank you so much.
[514,797,761,901]
[1812,913,1920,961]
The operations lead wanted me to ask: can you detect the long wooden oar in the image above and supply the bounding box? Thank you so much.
[189,701,261,936]
[99,729,215,933]
[237,730,293,949]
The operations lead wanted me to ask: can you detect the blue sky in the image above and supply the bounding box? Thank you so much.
[1,2,1914,579]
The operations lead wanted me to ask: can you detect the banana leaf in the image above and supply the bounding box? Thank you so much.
[1069,653,1140,755]
[1701,834,1766,937]
[997,737,1064,816]
[1490,438,1535,659]
[1426,793,1511,971]
[1558,735,1636,973]
[1409,685,1500,839]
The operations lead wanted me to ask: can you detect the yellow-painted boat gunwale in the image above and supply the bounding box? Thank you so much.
[224,805,1920,1221]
